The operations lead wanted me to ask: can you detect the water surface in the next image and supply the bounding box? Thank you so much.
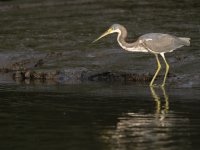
[0,83,199,150]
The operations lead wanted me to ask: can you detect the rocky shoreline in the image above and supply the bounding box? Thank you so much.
[0,52,178,84]
[11,69,154,83]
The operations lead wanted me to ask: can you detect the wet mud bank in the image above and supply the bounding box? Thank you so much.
[0,52,177,84]
[0,51,198,88]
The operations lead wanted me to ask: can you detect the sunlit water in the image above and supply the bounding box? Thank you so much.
[0,0,200,150]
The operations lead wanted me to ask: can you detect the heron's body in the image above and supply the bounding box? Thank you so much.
[93,24,190,86]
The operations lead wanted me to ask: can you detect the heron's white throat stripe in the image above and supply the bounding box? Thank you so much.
[116,29,148,53]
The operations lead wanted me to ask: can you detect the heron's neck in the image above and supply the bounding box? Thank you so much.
[116,28,138,49]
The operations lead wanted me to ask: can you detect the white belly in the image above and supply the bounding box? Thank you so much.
[125,46,149,52]
[118,42,148,53]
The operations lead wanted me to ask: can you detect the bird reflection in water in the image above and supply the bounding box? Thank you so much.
[150,86,169,124]
[101,87,173,149]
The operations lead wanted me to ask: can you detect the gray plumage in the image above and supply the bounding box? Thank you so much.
[139,33,190,53]
[111,24,190,54]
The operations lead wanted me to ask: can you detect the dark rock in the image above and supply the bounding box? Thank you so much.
[84,71,153,82]
[86,72,121,81]
[11,59,30,71]
[34,59,44,67]
[13,71,25,80]
[32,71,46,79]
[45,71,60,79]
[25,70,35,79]
[0,68,12,73]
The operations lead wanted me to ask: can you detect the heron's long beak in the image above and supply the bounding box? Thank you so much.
[92,28,113,43]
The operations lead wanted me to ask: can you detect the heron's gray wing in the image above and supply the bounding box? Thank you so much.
[140,33,186,53]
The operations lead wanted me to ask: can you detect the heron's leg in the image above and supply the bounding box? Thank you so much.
[160,53,169,87]
[150,54,161,86]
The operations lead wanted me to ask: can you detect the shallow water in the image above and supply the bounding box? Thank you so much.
[0,83,199,150]
[0,0,200,150]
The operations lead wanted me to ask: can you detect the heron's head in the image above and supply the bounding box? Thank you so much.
[92,24,122,43]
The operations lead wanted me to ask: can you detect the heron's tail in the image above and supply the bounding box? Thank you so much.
[179,37,191,46]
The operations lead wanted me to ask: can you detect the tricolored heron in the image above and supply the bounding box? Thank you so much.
[93,24,190,86]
